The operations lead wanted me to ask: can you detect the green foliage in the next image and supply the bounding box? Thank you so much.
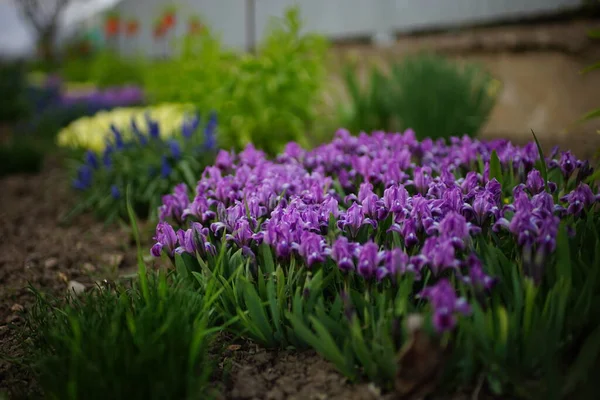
[21,272,218,400]
[0,60,30,123]
[0,138,44,178]
[90,50,145,88]
[339,53,499,140]
[220,8,328,153]
[65,111,216,224]
[144,7,328,154]
[60,57,95,83]
[452,218,600,399]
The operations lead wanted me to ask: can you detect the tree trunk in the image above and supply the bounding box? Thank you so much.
[37,27,57,65]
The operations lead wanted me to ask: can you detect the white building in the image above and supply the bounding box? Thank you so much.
[109,0,585,58]
[0,0,586,59]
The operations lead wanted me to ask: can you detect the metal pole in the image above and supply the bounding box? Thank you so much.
[246,0,256,53]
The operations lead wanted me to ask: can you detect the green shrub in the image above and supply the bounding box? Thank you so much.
[90,50,145,88]
[0,138,44,178]
[0,60,30,123]
[61,57,95,83]
[21,272,219,400]
[144,7,328,154]
[339,52,499,140]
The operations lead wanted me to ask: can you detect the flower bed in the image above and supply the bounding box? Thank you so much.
[57,103,195,152]
[64,106,217,222]
[20,73,144,138]
[153,128,600,395]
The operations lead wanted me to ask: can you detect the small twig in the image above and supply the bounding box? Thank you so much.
[471,373,485,400]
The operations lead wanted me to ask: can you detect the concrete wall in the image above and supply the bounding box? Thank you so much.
[326,20,600,159]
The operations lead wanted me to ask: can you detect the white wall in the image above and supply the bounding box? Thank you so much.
[111,0,583,57]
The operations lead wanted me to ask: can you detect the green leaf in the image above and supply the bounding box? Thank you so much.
[266,277,283,342]
[242,280,275,346]
[564,324,600,394]
[174,253,189,280]
[125,184,149,303]
[477,154,485,175]
[555,224,572,284]
[578,108,600,123]
[531,130,549,192]
[288,313,355,378]
[489,149,502,185]
[580,61,600,75]
[260,244,275,275]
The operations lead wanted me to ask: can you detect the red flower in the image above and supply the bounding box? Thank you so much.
[162,12,176,30]
[105,16,120,37]
[126,19,139,37]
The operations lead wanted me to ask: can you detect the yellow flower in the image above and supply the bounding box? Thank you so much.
[56,103,195,152]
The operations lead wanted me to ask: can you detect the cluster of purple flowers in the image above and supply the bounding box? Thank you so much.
[153,129,599,331]
[59,86,144,109]
[22,75,144,134]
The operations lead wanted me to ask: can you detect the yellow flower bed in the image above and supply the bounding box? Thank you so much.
[56,103,196,152]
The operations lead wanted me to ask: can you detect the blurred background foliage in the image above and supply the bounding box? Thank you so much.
[0,4,506,176]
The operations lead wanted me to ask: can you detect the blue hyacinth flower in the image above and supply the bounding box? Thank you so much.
[204,111,218,151]
[84,150,99,169]
[168,139,182,160]
[110,124,124,150]
[73,165,93,190]
[145,112,160,139]
[110,185,120,199]
[160,155,172,178]
[131,118,148,146]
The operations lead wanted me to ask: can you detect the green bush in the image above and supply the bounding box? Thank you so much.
[0,60,30,123]
[90,50,145,88]
[339,52,499,140]
[0,139,44,178]
[60,57,95,83]
[21,272,219,400]
[144,7,328,154]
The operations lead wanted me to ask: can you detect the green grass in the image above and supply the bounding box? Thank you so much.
[20,273,220,400]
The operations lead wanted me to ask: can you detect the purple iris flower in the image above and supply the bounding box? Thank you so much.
[356,241,384,279]
[419,279,472,332]
[331,236,357,272]
[159,183,191,223]
[560,183,597,218]
[525,169,545,195]
[215,150,234,170]
[558,151,577,180]
[461,254,496,291]
[151,222,178,257]
[337,203,376,238]
[296,231,329,268]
